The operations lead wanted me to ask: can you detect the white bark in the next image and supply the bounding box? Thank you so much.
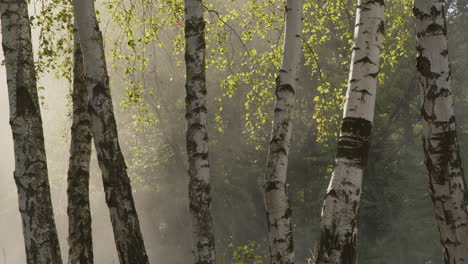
[263,0,302,263]
[73,0,149,263]
[317,1,385,263]
[184,0,217,263]
[67,21,94,264]
[0,0,63,263]
[414,0,468,263]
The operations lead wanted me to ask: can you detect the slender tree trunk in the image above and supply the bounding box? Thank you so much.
[263,0,302,263]
[184,0,216,263]
[73,0,149,263]
[67,21,94,264]
[316,1,385,263]
[0,0,63,263]
[414,1,468,263]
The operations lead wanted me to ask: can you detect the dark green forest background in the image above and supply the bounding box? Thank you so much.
[24,0,468,263]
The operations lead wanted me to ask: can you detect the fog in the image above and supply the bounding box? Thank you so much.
[0,18,190,262]
[0,63,121,263]
[0,1,466,264]
[0,54,23,263]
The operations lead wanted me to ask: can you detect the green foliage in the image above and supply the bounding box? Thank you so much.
[32,0,73,82]
[32,0,468,263]
[103,0,453,262]
[220,242,264,264]
[105,0,184,129]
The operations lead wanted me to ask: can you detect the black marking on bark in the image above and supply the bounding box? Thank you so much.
[413,7,431,19]
[327,189,338,198]
[354,56,376,65]
[358,0,385,11]
[377,20,385,34]
[189,123,204,131]
[430,5,442,17]
[193,152,209,159]
[317,226,357,264]
[277,83,295,95]
[275,76,295,101]
[366,0,385,6]
[441,49,448,57]
[365,71,380,78]
[417,56,439,79]
[336,117,372,167]
[193,105,208,114]
[92,81,108,98]
[265,180,282,192]
[283,207,292,219]
[185,52,197,64]
[416,44,424,54]
[269,136,288,155]
[16,86,35,116]
[426,23,446,35]
[185,18,206,37]
[424,117,460,185]
[427,85,451,101]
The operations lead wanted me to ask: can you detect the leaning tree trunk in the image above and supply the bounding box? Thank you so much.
[67,21,94,264]
[316,1,385,263]
[73,0,149,263]
[414,0,468,263]
[184,0,217,263]
[263,0,302,263]
[0,0,63,263]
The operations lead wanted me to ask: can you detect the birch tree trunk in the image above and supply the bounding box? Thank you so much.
[263,0,302,263]
[73,0,149,263]
[0,0,63,263]
[184,0,216,263]
[414,0,468,263]
[316,1,385,263]
[67,22,94,264]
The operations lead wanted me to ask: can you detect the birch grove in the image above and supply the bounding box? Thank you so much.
[0,0,63,263]
[0,0,466,262]
[316,1,385,263]
[263,0,302,263]
[184,0,217,263]
[67,21,94,264]
[73,0,149,263]
[414,0,468,263]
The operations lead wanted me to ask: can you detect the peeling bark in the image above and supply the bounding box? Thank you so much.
[0,0,63,263]
[73,0,149,263]
[316,1,385,263]
[184,0,217,263]
[67,22,94,264]
[263,0,302,263]
[414,0,468,263]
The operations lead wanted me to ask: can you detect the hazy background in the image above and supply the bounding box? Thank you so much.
[0,1,466,264]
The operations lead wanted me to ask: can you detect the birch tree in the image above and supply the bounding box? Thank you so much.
[316,1,385,263]
[263,0,302,263]
[184,0,216,263]
[67,21,94,264]
[73,0,149,263]
[414,0,468,263]
[0,0,63,263]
